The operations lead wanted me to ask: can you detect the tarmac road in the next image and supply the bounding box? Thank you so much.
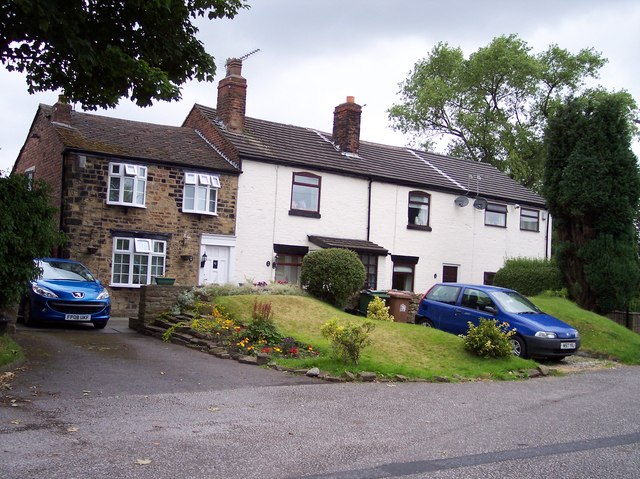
[1,318,639,478]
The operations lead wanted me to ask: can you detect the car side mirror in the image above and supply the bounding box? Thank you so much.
[484,305,497,315]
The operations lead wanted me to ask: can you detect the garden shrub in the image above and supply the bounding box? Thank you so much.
[367,296,394,322]
[245,299,282,344]
[320,318,375,365]
[300,248,366,308]
[493,258,564,296]
[463,319,515,358]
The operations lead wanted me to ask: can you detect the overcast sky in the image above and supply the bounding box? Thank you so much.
[1,0,639,174]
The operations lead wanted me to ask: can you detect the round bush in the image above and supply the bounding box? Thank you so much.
[300,248,366,308]
[493,258,564,296]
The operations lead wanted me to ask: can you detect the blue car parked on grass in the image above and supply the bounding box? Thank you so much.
[415,283,580,359]
[19,258,111,329]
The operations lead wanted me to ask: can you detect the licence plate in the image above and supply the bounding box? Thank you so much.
[65,314,91,321]
[561,342,576,350]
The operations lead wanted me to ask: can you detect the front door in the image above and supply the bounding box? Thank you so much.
[201,245,230,285]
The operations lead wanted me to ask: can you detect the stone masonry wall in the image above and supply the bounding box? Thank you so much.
[60,153,238,317]
[129,285,191,332]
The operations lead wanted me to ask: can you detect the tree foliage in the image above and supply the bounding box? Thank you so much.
[0,175,66,311]
[543,90,640,313]
[389,34,606,190]
[1,0,248,109]
[300,248,366,308]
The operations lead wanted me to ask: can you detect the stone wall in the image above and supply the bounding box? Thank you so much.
[129,285,192,332]
[59,153,237,316]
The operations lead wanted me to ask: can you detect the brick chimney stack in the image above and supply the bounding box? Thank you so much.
[52,95,72,124]
[333,96,362,154]
[216,58,247,133]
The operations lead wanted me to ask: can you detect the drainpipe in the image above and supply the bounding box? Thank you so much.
[545,210,550,259]
[367,178,372,241]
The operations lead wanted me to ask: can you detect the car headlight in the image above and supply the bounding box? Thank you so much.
[96,289,110,300]
[31,283,58,299]
[574,330,580,339]
[535,331,557,339]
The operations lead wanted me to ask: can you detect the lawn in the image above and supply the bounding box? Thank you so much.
[0,333,24,369]
[529,294,640,364]
[216,295,536,381]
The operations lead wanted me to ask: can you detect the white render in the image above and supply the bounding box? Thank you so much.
[233,158,551,293]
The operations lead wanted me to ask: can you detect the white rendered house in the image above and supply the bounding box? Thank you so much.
[184,59,550,294]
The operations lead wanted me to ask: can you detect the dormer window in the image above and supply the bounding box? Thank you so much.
[182,172,220,215]
[107,162,147,207]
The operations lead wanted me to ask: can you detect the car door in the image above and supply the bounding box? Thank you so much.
[450,287,496,335]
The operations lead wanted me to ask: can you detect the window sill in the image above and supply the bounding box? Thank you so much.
[407,224,432,232]
[182,209,218,216]
[289,209,321,219]
[485,224,507,228]
[106,201,146,209]
[109,283,143,288]
[519,228,540,233]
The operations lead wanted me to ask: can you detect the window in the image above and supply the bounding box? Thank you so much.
[483,272,496,285]
[442,265,458,283]
[183,172,220,215]
[275,254,304,284]
[24,168,35,190]
[520,208,540,232]
[107,162,147,207]
[392,255,419,291]
[290,172,321,216]
[426,284,461,305]
[111,237,166,286]
[359,254,378,290]
[485,203,507,227]
[407,191,431,230]
[461,288,494,311]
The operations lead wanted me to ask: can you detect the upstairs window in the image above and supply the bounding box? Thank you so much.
[290,172,321,217]
[407,191,431,230]
[485,203,507,228]
[520,208,540,232]
[183,172,220,215]
[107,163,147,207]
[111,237,165,287]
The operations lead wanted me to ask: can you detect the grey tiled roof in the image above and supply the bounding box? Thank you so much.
[41,105,238,174]
[308,236,389,256]
[194,104,545,207]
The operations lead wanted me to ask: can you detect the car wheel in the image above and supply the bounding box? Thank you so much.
[510,335,527,358]
[417,318,434,328]
[93,321,108,330]
[22,301,37,327]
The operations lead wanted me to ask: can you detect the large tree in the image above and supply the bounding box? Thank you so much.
[543,90,640,313]
[388,34,606,190]
[1,0,248,109]
[0,175,66,315]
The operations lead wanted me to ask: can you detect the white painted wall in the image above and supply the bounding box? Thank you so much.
[234,159,550,292]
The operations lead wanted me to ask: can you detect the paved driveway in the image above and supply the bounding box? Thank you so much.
[1,318,639,479]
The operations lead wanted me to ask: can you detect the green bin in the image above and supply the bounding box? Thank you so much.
[359,289,390,316]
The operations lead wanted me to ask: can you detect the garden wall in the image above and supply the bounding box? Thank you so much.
[129,285,191,332]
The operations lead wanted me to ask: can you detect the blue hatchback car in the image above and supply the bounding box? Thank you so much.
[20,258,111,329]
[415,283,580,359]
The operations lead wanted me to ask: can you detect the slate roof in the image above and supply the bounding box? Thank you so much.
[40,104,238,174]
[193,104,545,207]
[308,236,389,256]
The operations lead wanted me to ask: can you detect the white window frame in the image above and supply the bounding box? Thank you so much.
[111,237,166,287]
[182,172,220,215]
[107,162,147,207]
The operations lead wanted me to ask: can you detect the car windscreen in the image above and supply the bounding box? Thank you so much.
[491,291,541,314]
[40,261,95,282]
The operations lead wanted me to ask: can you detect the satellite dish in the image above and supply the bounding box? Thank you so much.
[454,196,469,207]
[473,197,488,210]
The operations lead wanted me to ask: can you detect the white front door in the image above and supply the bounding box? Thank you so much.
[201,245,230,285]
